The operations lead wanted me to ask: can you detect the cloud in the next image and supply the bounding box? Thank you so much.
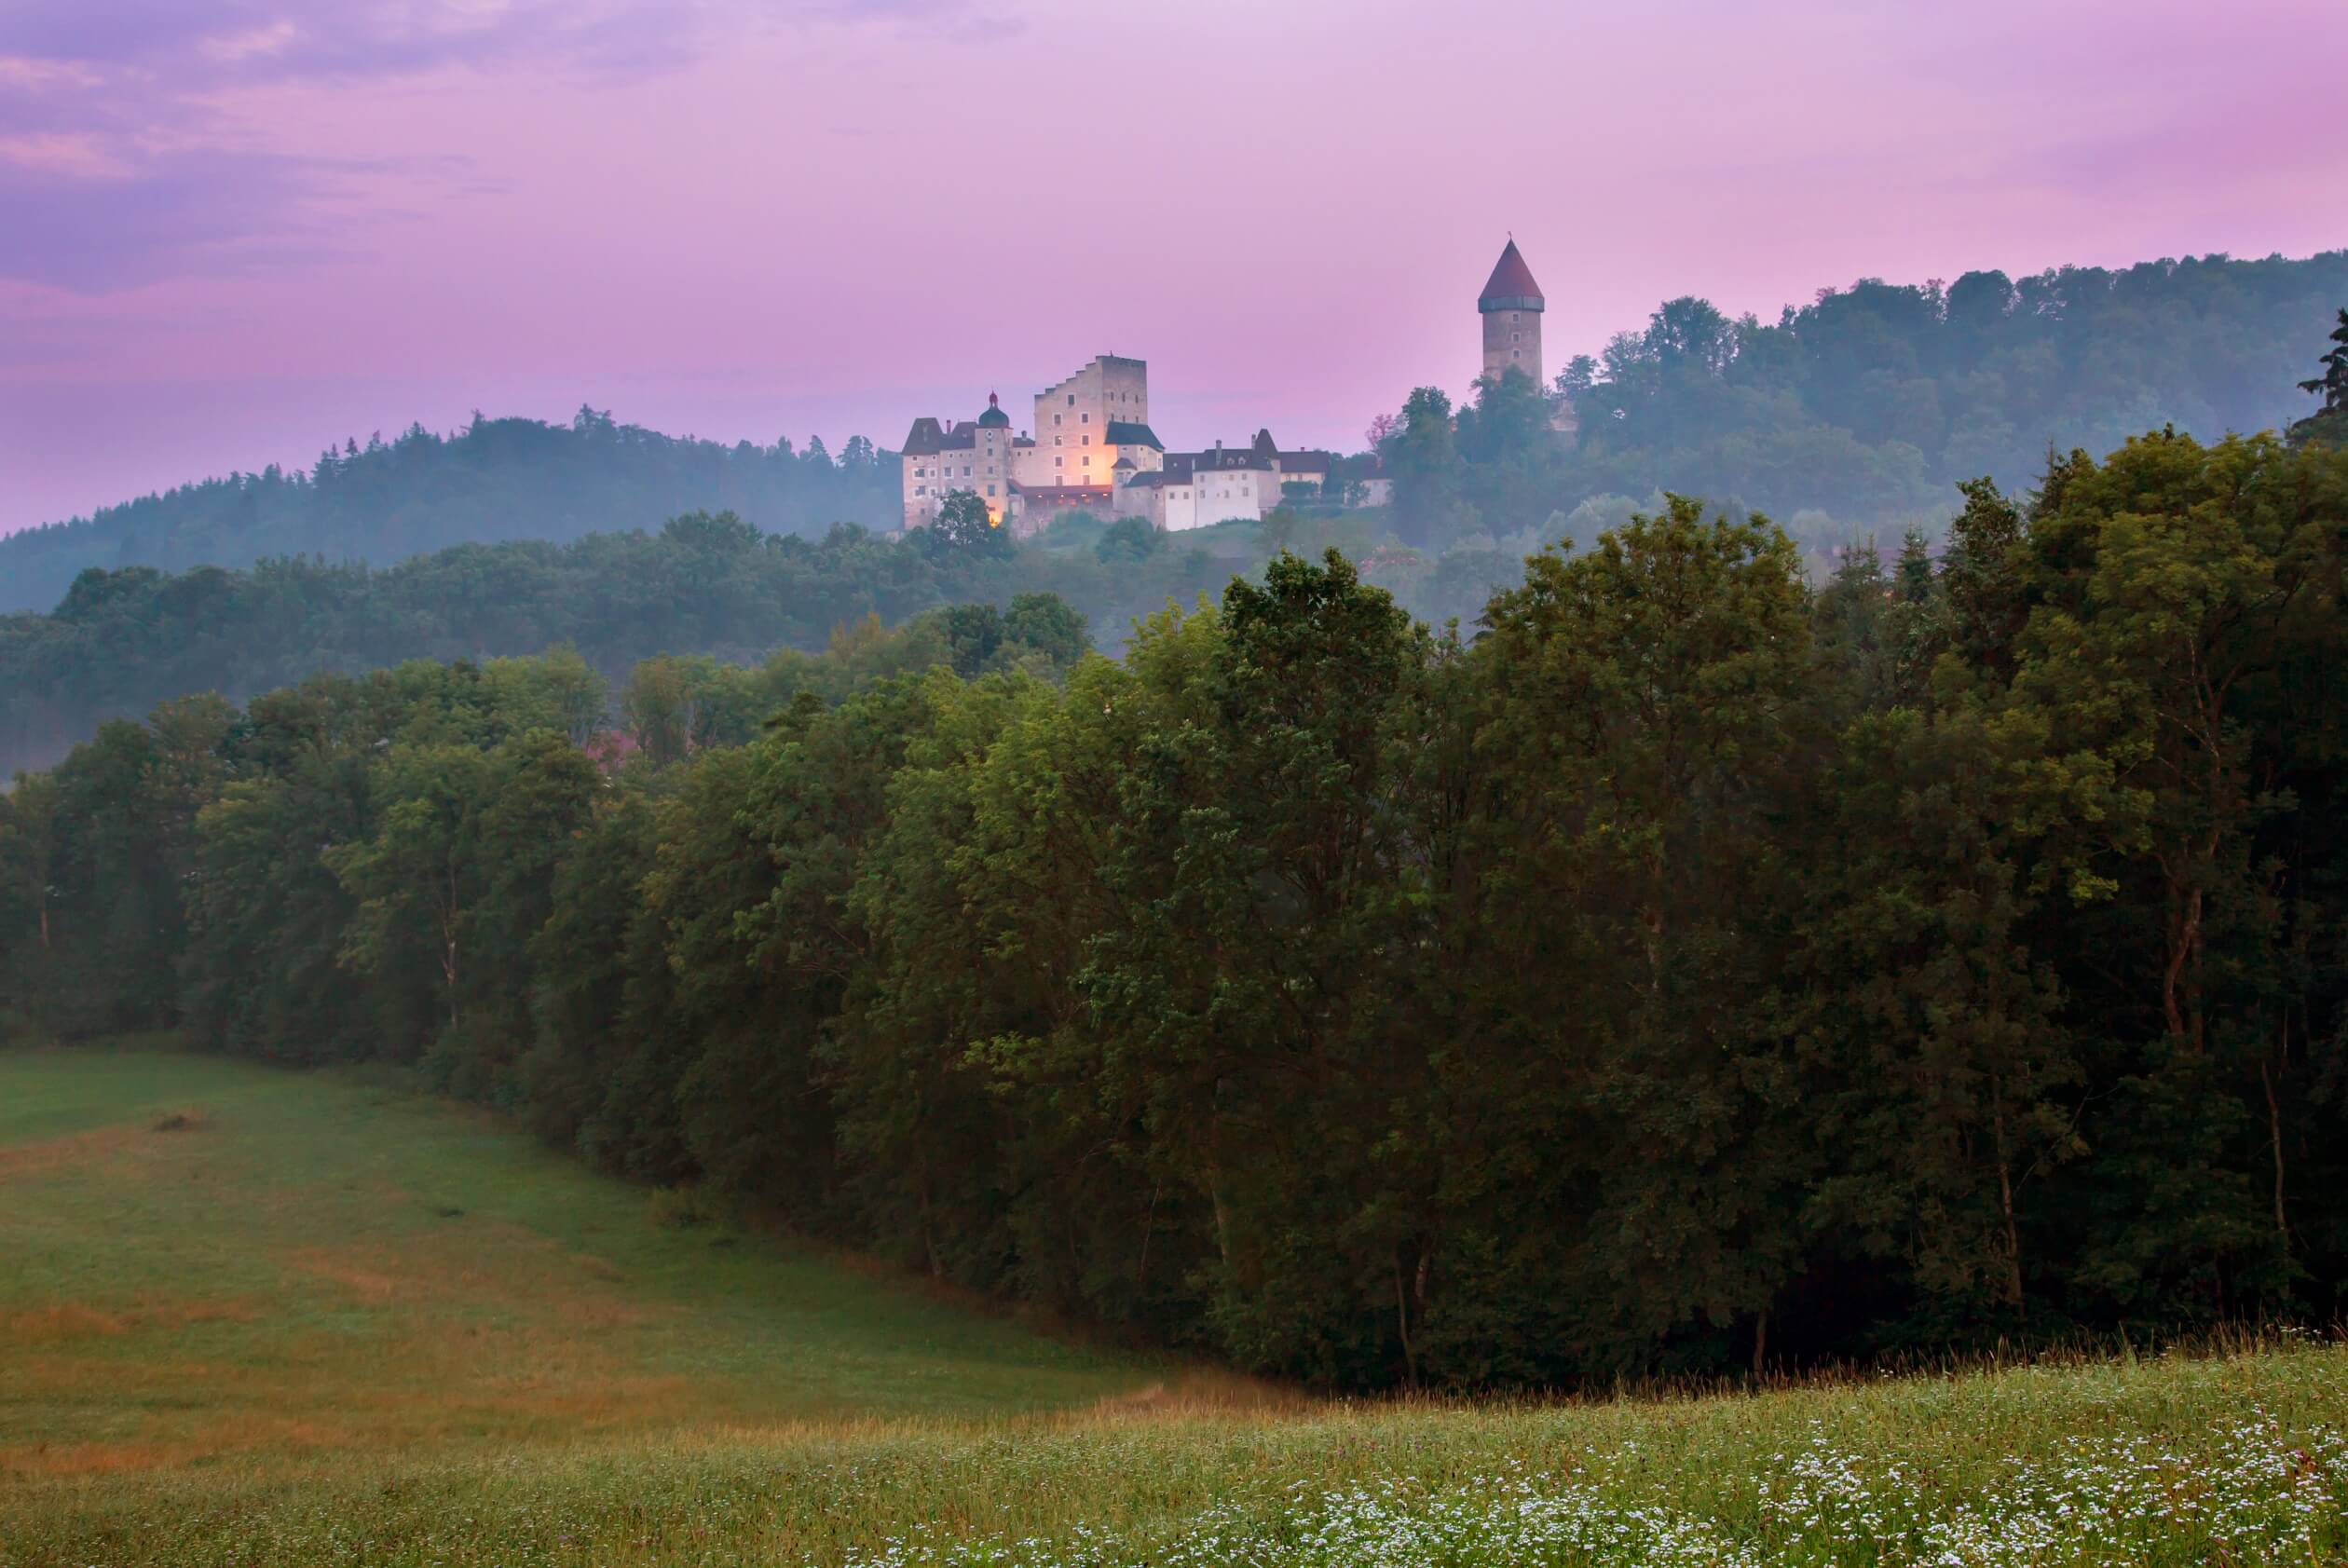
[0,0,1000,292]
[0,147,355,292]
[200,20,303,65]
[0,54,105,90]
[0,2,952,86]
[0,131,135,180]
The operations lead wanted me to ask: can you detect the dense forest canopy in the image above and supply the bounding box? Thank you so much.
[7,424,2347,1389]
[5,251,2340,621]
[0,407,900,615]
[0,511,1250,774]
[5,256,2341,777]
[1377,250,2348,551]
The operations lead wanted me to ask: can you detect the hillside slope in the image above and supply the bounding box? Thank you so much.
[0,411,900,616]
[0,1047,1151,1480]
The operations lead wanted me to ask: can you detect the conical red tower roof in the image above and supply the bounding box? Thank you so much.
[1478,239,1545,313]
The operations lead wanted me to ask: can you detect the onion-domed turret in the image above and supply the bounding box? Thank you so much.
[976,391,1011,429]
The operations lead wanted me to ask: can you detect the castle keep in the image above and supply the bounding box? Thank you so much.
[899,240,1542,535]
[1479,239,1544,388]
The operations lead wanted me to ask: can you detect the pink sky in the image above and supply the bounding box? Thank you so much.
[3,0,2344,535]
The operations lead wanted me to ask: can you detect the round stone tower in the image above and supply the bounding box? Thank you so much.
[1479,239,1545,389]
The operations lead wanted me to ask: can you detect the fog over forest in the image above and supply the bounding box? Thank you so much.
[5,249,2341,620]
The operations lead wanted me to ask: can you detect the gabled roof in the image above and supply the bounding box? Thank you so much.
[1479,239,1545,312]
[1178,447,1276,472]
[903,416,994,455]
[1105,420,1163,450]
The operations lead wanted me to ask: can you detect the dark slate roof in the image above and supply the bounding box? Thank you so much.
[1105,420,1163,450]
[902,416,990,454]
[1479,239,1545,312]
[1019,484,1117,501]
[1172,447,1276,472]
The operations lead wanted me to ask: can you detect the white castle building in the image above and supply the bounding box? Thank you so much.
[897,239,1538,536]
[900,356,1161,535]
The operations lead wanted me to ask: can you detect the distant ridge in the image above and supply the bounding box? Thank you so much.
[0,408,898,616]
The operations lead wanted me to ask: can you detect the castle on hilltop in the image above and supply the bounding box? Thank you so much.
[898,239,1550,536]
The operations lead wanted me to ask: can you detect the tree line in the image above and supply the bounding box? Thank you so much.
[0,407,901,616]
[9,252,2340,627]
[1378,251,2348,552]
[0,510,1237,774]
[6,424,2346,1388]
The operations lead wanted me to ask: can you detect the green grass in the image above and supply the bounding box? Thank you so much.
[0,1048,1151,1466]
[5,1047,2346,1567]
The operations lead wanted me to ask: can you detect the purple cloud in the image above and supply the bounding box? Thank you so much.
[1,1,963,83]
[0,1,980,292]
[0,149,361,292]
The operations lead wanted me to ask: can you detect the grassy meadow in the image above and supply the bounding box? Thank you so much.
[5,1046,2347,1567]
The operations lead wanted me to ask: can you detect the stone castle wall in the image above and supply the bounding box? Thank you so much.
[1483,306,1541,388]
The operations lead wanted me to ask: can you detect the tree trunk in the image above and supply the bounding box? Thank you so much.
[1136,1180,1160,1295]
[1991,1083,2026,1314]
[2261,1026,2290,1248]
[1751,1307,1768,1378]
[1394,1250,1419,1387]
[2161,884,2200,1045]
[1206,1151,1234,1272]
[441,849,462,1029]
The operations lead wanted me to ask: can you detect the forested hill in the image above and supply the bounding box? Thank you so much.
[0,510,1241,774]
[1541,251,2348,527]
[7,252,2341,623]
[0,407,899,615]
[9,426,2347,1388]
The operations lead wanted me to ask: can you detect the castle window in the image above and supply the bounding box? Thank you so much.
[1081,413,1089,423]
[987,484,996,497]
[915,484,926,496]
[1082,435,1090,445]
